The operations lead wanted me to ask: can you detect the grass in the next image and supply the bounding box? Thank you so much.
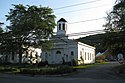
[0,62,109,75]
[72,62,109,69]
[72,64,94,69]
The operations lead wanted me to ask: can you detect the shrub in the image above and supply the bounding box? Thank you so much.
[72,59,78,66]
[64,59,78,66]
[47,66,75,75]
[19,66,76,75]
[0,67,17,72]
[20,68,40,75]
[96,60,105,63]
[38,61,48,67]
[56,66,75,74]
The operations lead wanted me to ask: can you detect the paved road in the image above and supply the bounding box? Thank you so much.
[0,62,125,83]
[66,62,125,80]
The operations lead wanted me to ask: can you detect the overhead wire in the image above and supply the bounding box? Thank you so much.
[67,30,105,37]
[68,17,104,24]
[56,3,113,15]
[53,0,102,10]
[53,0,114,25]
[53,29,105,37]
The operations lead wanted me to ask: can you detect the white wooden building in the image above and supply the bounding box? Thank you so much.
[0,47,41,64]
[42,18,95,65]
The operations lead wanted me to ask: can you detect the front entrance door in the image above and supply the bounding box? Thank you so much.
[55,50,62,64]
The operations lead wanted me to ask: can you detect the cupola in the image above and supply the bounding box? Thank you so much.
[56,18,67,36]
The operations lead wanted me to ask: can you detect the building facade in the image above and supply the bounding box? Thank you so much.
[42,18,95,65]
[0,47,41,64]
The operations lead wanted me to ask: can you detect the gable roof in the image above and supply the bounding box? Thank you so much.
[57,18,67,22]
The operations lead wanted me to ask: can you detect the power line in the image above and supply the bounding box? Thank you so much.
[56,3,113,15]
[68,17,104,24]
[53,29,105,37]
[68,30,104,35]
[67,30,105,37]
[53,0,102,10]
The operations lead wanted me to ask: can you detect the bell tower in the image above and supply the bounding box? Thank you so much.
[57,18,67,36]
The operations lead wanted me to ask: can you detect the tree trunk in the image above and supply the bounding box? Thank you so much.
[19,49,22,64]
[5,54,8,63]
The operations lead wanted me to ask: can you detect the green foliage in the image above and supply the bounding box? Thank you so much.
[1,4,56,63]
[0,65,76,75]
[0,67,17,72]
[20,68,40,75]
[77,34,106,53]
[72,59,78,66]
[19,66,75,75]
[103,0,125,55]
[95,60,105,63]
[73,64,96,69]
[104,0,125,32]
[0,22,4,33]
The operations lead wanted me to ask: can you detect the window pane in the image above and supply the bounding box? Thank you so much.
[85,52,86,60]
[59,24,61,30]
[71,51,74,56]
[62,24,65,30]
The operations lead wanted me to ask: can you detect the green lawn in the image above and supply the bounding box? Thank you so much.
[72,62,109,69]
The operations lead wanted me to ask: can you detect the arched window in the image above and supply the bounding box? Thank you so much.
[56,51,61,54]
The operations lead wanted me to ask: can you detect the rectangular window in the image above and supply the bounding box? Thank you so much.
[71,51,74,59]
[59,24,61,30]
[62,24,65,30]
[90,53,91,60]
[80,51,82,56]
[92,54,94,59]
[12,52,14,60]
[88,53,89,60]
[85,52,86,60]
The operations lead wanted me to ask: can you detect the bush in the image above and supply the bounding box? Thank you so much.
[20,68,40,75]
[19,66,76,75]
[72,59,78,66]
[38,61,48,67]
[64,59,78,66]
[96,60,105,63]
[54,66,75,74]
[0,67,17,72]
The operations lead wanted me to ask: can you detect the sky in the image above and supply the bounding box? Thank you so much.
[0,0,116,39]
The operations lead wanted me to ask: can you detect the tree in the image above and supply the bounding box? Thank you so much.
[5,4,56,64]
[103,0,125,55]
[0,22,4,33]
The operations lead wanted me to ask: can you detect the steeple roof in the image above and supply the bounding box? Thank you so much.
[57,18,67,22]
